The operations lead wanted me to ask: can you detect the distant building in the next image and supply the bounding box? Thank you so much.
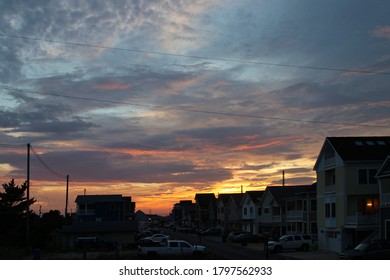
[172,200,197,226]
[63,194,137,249]
[75,194,135,222]
[194,193,216,227]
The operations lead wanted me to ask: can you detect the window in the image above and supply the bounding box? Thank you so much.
[264,208,269,214]
[243,207,247,215]
[294,235,302,241]
[310,199,317,212]
[325,202,336,218]
[359,169,377,185]
[358,198,379,214]
[180,242,191,248]
[258,208,262,215]
[325,169,336,186]
[250,207,253,214]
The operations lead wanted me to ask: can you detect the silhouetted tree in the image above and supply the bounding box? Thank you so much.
[0,179,36,245]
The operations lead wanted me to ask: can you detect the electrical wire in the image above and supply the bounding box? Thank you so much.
[1,85,390,129]
[1,33,390,76]
[30,145,66,179]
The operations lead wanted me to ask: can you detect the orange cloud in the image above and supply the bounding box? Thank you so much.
[372,25,390,39]
[94,82,130,91]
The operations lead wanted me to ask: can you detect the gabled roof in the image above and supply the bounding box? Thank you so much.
[217,193,238,206]
[246,190,265,203]
[194,193,216,208]
[262,185,314,205]
[75,194,128,204]
[376,156,390,179]
[314,137,390,169]
[226,193,244,208]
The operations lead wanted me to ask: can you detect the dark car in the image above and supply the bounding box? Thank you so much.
[202,228,222,236]
[231,232,261,243]
[338,240,390,260]
[227,230,250,242]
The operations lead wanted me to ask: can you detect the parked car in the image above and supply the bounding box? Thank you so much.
[138,240,206,258]
[338,240,390,260]
[267,234,312,252]
[202,228,222,236]
[227,230,250,242]
[231,232,261,243]
[143,233,170,243]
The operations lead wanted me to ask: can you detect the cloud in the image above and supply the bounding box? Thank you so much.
[372,26,390,40]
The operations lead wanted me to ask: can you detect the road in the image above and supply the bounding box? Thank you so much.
[165,229,275,260]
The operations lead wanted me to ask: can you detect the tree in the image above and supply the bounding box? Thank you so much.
[0,179,36,217]
[0,179,36,244]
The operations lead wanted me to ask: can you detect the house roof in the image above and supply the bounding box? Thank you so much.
[263,185,315,205]
[227,193,245,207]
[194,193,216,208]
[217,193,237,206]
[246,190,265,203]
[75,194,128,204]
[376,156,390,178]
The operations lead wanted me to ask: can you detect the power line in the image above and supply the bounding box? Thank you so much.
[1,33,390,76]
[30,145,66,179]
[2,85,390,129]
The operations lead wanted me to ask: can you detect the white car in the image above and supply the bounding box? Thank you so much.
[143,233,170,243]
[267,234,312,252]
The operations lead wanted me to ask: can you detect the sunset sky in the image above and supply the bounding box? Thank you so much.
[1,0,390,216]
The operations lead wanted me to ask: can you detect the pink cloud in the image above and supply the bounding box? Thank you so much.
[372,25,390,39]
[94,82,130,91]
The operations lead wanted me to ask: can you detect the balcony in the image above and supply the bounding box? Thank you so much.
[381,193,390,207]
[286,210,304,221]
[77,209,95,216]
[345,214,379,228]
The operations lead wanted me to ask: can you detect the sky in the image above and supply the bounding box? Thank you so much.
[1,0,390,216]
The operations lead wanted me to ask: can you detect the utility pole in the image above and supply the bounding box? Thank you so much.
[26,143,31,244]
[282,170,285,187]
[65,175,69,217]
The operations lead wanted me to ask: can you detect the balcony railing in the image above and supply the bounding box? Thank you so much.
[345,214,379,226]
[381,193,390,206]
[286,210,304,220]
[77,209,95,215]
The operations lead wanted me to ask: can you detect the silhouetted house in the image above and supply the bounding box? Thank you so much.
[226,193,245,230]
[241,190,265,235]
[172,200,197,226]
[284,183,317,239]
[194,193,216,227]
[376,155,390,240]
[259,185,313,238]
[216,194,235,230]
[63,194,137,248]
[314,136,390,252]
[75,194,135,222]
